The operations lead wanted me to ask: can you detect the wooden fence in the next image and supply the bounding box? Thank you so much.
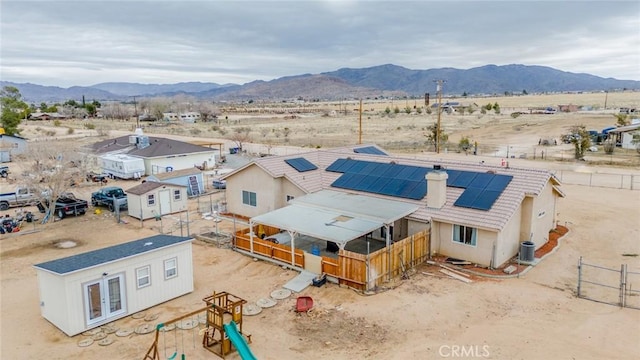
[234,227,430,292]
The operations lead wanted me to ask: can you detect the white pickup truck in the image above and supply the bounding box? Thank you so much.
[0,186,42,210]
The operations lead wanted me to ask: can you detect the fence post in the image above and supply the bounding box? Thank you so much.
[577,256,582,297]
[589,173,593,187]
[632,175,635,190]
[620,264,627,307]
[620,174,624,189]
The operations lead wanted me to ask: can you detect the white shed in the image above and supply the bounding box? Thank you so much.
[0,134,28,162]
[33,235,194,336]
[146,168,205,197]
[126,181,188,220]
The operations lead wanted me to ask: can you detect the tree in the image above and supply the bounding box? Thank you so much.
[1,86,28,135]
[230,127,252,150]
[18,140,91,223]
[565,125,591,160]
[458,136,471,152]
[424,123,449,152]
[613,113,630,127]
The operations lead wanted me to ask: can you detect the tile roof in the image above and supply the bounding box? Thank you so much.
[34,235,192,275]
[229,144,556,232]
[126,181,186,195]
[91,136,216,158]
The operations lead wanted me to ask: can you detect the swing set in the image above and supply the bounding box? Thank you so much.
[143,291,253,360]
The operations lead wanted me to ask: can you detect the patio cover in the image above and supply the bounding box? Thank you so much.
[250,190,421,246]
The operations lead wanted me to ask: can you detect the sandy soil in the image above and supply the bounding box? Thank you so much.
[1,92,640,359]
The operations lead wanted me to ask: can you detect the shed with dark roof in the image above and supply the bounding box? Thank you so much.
[33,235,194,336]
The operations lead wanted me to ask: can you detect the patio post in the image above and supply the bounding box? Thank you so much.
[249,220,254,253]
[289,230,295,266]
[386,224,391,281]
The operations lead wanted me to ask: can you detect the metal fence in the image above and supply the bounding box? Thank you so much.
[577,257,640,309]
[554,170,639,190]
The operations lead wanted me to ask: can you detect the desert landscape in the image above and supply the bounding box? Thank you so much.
[1,92,639,360]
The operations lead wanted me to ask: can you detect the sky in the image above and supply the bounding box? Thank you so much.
[1,0,639,87]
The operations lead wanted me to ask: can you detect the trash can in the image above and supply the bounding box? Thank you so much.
[519,241,535,262]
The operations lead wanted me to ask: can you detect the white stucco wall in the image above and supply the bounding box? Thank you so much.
[36,242,193,336]
[145,152,216,175]
[431,221,498,267]
[226,165,281,218]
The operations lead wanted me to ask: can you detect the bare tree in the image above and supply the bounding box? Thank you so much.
[230,127,252,150]
[19,140,92,223]
[196,102,220,122]
[101,102,133,120]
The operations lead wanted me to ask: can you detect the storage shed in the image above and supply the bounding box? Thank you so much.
[146,168,204,197]
[126,181,188,220]
[33,235,194,336]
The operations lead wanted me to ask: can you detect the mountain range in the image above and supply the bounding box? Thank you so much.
[2,64,639,103]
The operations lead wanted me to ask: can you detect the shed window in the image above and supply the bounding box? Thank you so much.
[173,190,181,201]
[147,194,155,206]
[242,190,257,207]
[136,266,151,288]
[164,258,177,279]
[453,225,477,246]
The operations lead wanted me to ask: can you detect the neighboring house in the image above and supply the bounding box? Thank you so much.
[608,123,640,150]
[0,134,27,162]
[28,112,68,121]
[33,235,194,336]
[146,167,205,197]
[179,112,201,123]
[90,132,217,175]
[162,112,179,121]
[126,181,188,220]
[222,144,563,271]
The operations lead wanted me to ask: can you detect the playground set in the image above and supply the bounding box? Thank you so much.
[143,291,256,360]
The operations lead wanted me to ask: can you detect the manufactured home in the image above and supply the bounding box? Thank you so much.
[33,235,194,336]
[100,154,145,180]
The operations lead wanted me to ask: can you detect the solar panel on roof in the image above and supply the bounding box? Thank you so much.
[485,175,513,191]
[379,178,408,196]
[353,146,388,155]
[467,172,495,189]
[326,158,349,173]
[453,187,483,208]
[469,190,503,210]
[445,169,462,187]
[450,171,478,188]
[285,157,318,172]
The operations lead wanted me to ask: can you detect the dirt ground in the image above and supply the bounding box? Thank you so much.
[1,92,640,359]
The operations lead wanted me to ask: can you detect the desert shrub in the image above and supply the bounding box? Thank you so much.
[511,112,521,119]
[404,106,412,114]
[603,140,615,155]
[53,120,61,127]
[67,127,74,135]
[458,136,471,152]
[190,128,202,136]
[84,123,96,129]
[416,107,423,114]
[394,106,400,114]
[45,130,56,136]
[384,107,391,115]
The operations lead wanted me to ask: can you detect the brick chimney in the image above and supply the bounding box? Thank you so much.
[426,165,448,209]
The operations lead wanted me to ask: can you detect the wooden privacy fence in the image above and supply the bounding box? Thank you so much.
[325,230,430,291]
[234,227,429,292]
[235,227,304,267]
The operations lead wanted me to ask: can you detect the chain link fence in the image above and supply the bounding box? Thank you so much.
[577,257,640,309]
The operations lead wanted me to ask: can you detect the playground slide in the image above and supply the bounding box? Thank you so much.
[223,321,257,360]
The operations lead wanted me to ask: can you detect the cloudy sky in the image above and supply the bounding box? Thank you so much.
[1,0,638,87]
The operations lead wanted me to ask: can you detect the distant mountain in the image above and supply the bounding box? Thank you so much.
[0,81,121,103]
[90,81,229,96]
[322,64,640,95]
[3,64,639,103]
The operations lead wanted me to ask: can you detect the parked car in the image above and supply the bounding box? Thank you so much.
[91,186,128,212]
[37,192,88,219]
[86,171,109,184]
[0,186,41,210]
[212,179,227,189]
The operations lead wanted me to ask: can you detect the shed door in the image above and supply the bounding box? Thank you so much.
[83,274,126,326]
[159,189,171,215]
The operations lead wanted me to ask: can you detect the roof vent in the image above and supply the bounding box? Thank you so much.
[144,242,153,246]
[433,164,442,170]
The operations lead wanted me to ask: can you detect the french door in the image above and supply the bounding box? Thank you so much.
[84,273,127,326]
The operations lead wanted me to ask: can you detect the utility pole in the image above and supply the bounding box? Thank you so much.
[434,80,445,153]
[358,99,363,144]
[133,95,139,128]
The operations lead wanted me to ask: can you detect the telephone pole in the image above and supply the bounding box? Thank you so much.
[434,80,445,154]
[133,95,139,128]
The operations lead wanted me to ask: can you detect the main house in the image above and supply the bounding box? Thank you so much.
[222,145,563,282]
[90,131,218,176]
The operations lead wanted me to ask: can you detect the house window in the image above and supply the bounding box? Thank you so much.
[242,190,257,207]
[147,194,155,206]
[453,225,477,246]
[136,266,151,288]
[286,195,294,202]
[164,258,177,279]
[173,190,181,201]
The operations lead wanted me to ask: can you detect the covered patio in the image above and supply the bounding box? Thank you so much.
[234,190,430,291]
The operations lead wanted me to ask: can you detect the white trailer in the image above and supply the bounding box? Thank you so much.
[99,154,145,180]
